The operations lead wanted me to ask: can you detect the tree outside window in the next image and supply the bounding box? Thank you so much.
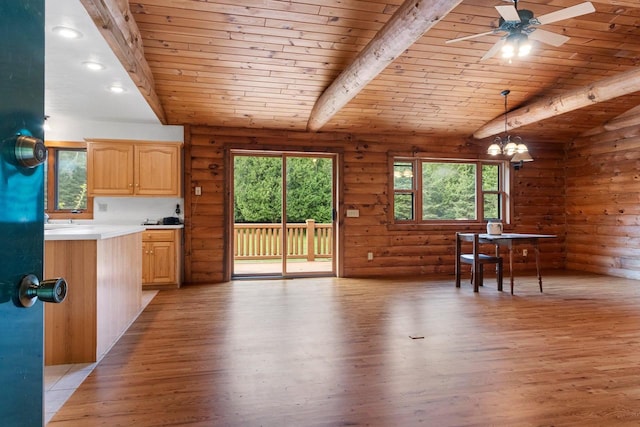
[56,149,87,210]
[45,141,93,219]
[392,158,506,224]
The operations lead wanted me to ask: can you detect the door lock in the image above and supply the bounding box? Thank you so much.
[16,274,67,308]
[14,135,46,168]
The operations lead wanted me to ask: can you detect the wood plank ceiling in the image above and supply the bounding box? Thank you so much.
[126,0,640,144]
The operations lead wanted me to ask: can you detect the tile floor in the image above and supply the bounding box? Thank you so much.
[44,290,158,424]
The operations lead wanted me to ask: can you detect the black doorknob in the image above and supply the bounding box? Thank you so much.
[16,274,67,308]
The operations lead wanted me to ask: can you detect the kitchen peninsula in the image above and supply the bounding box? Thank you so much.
[44,225,145,365]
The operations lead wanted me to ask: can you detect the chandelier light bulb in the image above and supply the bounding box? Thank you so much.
[486,90,533,168]
[488,143,502,156]
[504,141,518,156]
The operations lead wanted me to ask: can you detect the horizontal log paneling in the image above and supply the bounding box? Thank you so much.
[183,127,565,284]
[566,122,640,278]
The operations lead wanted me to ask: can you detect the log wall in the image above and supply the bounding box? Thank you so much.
[183,126,565,283]
[566,124,640,279]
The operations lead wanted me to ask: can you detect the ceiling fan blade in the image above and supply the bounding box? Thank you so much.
[445,30,496,44]
[529,29,570,47]
[536,2,595,26]
[495,5,521,22]
[481,39,505,61]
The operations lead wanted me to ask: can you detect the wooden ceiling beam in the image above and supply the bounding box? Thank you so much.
[306,0,463,132]
[473,67,640,140]
[603,103,640,131]
[80,0,166,124]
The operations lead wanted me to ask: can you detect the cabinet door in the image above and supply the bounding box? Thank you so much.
[88,143,134,195]
[148,240,176,284]
[135,144,180,196]
[142,242,151,284]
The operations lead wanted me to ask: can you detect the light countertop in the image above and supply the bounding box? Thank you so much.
[44,224,147,241]
[141,224,184,230]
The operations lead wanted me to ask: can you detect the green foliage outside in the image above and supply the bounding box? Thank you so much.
[234,156,332,223]
[393,161,500,221]
[393,162,414,220]
[482,164,500,219]
[56,150,87,210]
[285,157,332,223]
[423,163,476,220]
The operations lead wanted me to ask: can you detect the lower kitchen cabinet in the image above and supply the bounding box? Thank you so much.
[142,228,182,289]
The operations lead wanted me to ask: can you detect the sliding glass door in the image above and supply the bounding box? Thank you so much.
[232,151,335,277]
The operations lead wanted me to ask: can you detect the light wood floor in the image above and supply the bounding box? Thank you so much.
[49,271,640,426]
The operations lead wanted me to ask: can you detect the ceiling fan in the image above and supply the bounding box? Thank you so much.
[446,1,596,61]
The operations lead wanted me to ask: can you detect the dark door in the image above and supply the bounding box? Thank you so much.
[0,1,46,425]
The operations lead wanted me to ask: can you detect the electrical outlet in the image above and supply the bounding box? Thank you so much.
[98,203,108,212]
[523,249,528,257]
[367,252,373,261]
[194,186,202,196]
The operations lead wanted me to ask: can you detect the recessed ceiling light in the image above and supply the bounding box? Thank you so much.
[52,26,82,39]
[82,61,105,71]
[108,85,125,94]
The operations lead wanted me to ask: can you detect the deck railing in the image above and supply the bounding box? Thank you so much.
[234,220,332,261]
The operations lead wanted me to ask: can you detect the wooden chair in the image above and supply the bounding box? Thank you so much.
[455,232,503,292]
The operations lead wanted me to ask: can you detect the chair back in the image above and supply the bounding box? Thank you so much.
[456,232,480,259]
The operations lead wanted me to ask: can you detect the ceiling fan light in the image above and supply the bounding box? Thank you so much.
[501,43,515,58]
[518,39,532,57]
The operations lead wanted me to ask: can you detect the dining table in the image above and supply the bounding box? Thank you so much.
[462,233,557,294]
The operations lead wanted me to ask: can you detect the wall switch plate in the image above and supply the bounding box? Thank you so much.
[346,209,359,218]
[523,249,528,257]
[367,252,373,261]
[194,186,202,196]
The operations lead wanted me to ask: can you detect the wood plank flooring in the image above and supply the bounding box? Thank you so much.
[49,272,640,426]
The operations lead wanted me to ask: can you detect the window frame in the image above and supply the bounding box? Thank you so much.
[390,155,510,227]
[44,140,93,219]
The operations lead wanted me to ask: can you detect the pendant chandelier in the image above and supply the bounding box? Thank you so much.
[487,89,533,168]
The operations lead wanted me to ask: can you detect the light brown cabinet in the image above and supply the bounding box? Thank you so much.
[87,140,181,196]
[142,229,182,289]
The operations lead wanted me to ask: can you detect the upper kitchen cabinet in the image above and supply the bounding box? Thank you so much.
[87,140,182,196]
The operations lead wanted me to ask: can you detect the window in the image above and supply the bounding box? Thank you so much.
[392,157,508,224]
[45,141,93,219]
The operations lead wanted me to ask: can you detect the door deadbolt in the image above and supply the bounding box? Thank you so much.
[16,274,67,308]
[15,135,46,168]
